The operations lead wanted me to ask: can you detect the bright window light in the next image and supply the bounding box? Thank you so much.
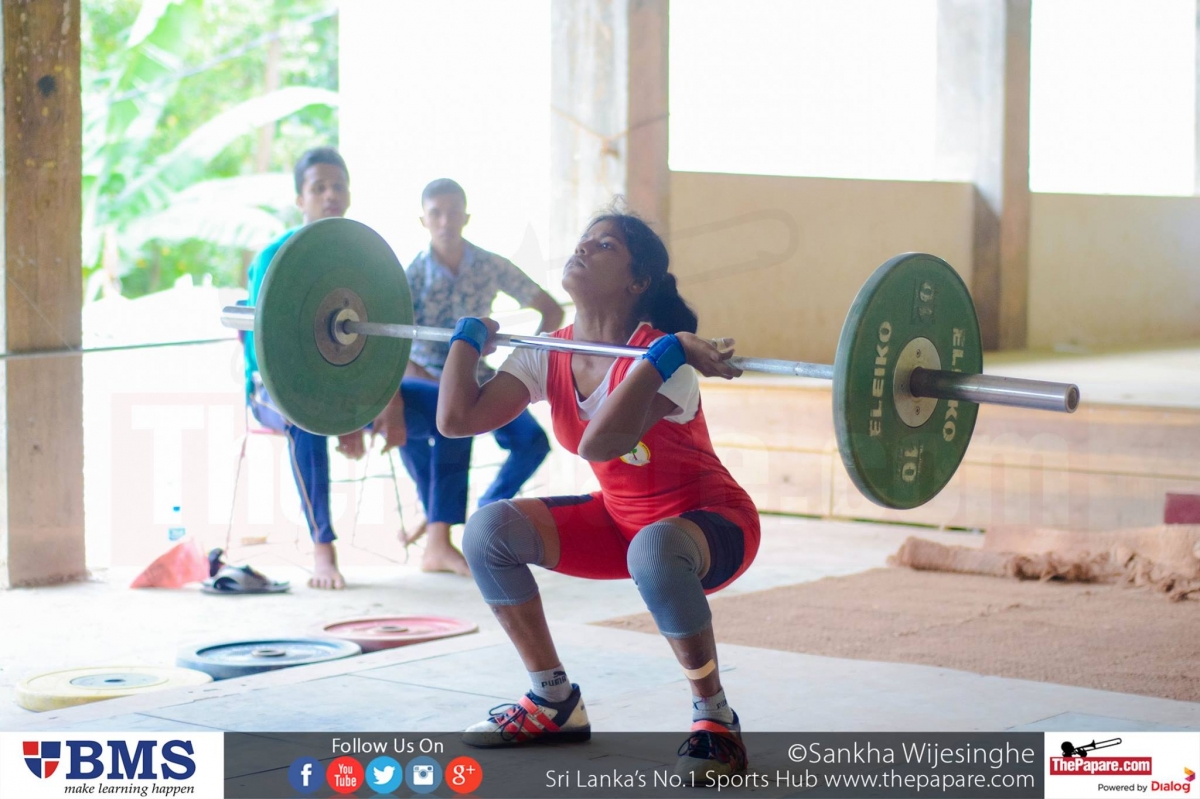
[1030,0,1196,196]
[669,0,938,181]
[339,1,552,287]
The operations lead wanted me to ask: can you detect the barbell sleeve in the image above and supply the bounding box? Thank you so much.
[909,368,1080,413]
[220,305,1080,413]
[221,305,256,331]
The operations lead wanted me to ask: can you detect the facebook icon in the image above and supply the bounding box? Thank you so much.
[288,756,324,795]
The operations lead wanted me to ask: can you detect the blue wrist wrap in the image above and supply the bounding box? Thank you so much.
[642,334,686,382]
[451,317,488,354]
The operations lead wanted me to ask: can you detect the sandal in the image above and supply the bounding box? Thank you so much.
[202,564,290,595]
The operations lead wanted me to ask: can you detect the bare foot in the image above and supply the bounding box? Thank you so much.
[310,542,346,590]
[420,523,471,577]
[422,546,471,576]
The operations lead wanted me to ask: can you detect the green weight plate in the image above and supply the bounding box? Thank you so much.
[255,218,412,436]
[832,253,982,509]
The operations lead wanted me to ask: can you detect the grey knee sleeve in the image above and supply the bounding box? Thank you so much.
[627,521,712,639]
[462,500,544,606]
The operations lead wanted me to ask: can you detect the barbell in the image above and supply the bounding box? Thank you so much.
[220,217,1080,510]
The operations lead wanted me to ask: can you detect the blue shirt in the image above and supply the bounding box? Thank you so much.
[406,240,542,378]
[243,228,298,396]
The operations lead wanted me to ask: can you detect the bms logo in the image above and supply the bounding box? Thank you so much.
[23,741,61,778]
[20,739,197,780]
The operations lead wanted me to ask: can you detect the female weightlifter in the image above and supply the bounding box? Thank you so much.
[437,210,758,781]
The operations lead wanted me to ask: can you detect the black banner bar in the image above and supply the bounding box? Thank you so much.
[225,732,1044,798]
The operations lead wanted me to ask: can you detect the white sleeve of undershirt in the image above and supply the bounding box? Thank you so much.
[498,344,699,422]
[657,363,700,423]
[498,346,548,404]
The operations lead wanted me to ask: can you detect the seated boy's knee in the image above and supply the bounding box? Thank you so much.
[528,426,551,458]
[503,419,550,451]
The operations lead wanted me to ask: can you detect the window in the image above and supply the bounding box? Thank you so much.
[339,0,552,266]
[1030,0,1196,196]
[670,0,938,181]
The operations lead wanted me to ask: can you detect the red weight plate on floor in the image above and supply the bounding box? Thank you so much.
[319,616,478,653]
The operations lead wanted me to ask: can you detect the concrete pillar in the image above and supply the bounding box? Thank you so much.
[550,0,669,262]
[1,1,86,587]
[1195,0,1200,193]
[935,0,1031,351]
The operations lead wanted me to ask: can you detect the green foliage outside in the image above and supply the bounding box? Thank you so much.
[82,0,339,300]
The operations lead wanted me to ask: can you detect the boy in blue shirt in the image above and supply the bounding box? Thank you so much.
[244,147,404,589]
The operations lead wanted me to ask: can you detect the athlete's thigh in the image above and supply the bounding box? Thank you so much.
[512,495,630,578]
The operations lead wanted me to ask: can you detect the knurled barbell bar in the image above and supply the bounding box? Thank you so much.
[220,217,1080,509]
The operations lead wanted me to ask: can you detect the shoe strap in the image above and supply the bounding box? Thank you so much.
[492,703,537,742]
[691,719,734,736]
[517,695,562,733]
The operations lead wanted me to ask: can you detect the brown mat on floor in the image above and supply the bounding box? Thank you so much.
[595,568,1200,702]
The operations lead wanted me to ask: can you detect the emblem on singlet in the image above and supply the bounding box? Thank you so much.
[620,441,651,466]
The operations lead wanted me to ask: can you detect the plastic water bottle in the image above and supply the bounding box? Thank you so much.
[167,505,187,541]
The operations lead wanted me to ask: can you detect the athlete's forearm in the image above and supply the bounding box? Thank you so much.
[436,341,486,437]
[577,360,663,461]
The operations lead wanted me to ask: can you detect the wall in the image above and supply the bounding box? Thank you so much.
[669,173,1200,359]
[665,171,1200,531]
[667,171,977,364]
[1028,193,1200,351]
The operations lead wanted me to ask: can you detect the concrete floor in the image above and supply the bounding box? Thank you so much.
[4,515,1197,735]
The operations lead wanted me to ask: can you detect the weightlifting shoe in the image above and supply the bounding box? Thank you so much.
[675,713,748,785]
[462,684,591,747]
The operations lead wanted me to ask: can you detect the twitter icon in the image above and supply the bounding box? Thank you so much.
[365,755,404,795]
